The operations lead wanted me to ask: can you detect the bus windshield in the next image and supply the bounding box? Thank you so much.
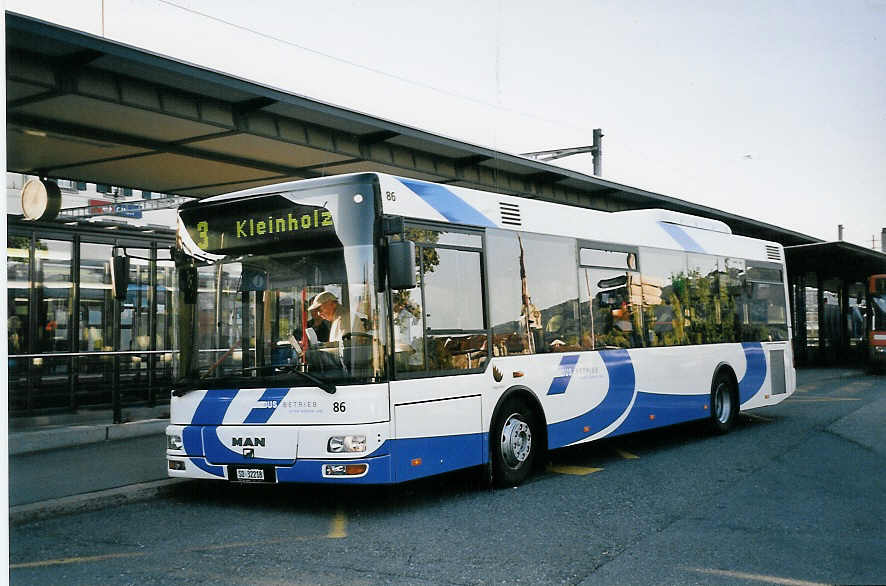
[173,180,386,390]
[872,291,886,331]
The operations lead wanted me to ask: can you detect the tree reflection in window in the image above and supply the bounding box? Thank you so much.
[392,227,487,373]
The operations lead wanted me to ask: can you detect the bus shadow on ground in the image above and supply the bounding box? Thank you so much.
[166,415,779,514]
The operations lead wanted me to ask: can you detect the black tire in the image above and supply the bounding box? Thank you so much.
[490,397,540,487]
[709,371,738,434]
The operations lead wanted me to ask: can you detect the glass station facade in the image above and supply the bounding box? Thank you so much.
[786,242,886,366]
[7,217,176,416]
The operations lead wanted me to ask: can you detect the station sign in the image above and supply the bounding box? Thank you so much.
[89,199,143,219]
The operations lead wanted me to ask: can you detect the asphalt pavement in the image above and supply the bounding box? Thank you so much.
[7,366,880,525]
[7,365,885,584]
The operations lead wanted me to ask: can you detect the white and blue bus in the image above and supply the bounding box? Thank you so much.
[165,172,795,486]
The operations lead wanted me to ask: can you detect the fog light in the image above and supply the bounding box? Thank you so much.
[327,435,366,453]
[324,463,368,477]
[167,434,183,451]
[168,460,185,471]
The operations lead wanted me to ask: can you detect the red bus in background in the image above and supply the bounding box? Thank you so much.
[869,274,886,370]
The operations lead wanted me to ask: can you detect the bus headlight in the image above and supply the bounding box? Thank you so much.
[167,433,183,451]
[327,435,366,453]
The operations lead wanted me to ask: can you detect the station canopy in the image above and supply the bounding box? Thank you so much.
[6,13,819,246]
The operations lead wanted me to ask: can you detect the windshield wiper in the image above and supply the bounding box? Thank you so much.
[277,366,337,394]
[173,368,336,395]
[238,366,336,394]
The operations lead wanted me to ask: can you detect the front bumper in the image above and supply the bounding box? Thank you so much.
[166,452,393,484]
[166,421,393,484]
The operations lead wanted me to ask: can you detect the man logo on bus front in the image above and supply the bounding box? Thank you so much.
[243,448,254,458]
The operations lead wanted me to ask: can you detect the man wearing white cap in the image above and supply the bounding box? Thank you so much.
[309,290,352,344]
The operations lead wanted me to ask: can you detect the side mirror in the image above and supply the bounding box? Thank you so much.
[110,255,130,300]
[597,275,628,289]
[180,265,198,304]
[388,240,417,290]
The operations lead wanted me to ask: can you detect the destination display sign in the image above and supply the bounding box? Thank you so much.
[179,194,341,255]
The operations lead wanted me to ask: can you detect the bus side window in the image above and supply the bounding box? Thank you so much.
[486,229,531,356]
[738,264,789,342]
[579,267,643,350]
[393,227,488,374]
[638,248,689,347]
[392,242,426,373]
[486,230,579,355]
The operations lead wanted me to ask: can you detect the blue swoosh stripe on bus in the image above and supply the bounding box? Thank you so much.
[191,388,239,425]
[189,457,226,477]
[738,342,766,405]
[547,349,635,449]
[547,354,580,395]
[184,389,239,478]
[658,222,705,253]
[243,387,290,424]
[398,178,496,227]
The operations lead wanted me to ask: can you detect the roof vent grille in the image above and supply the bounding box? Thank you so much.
[765,245,782,261]
[499,202,522,227]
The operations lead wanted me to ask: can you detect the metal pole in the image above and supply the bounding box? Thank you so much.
[112,242,122,424]
[148,243,157,406]
[27,231,38,413]
[113,295,122,424]
[592,129,603,176]
[70,234,81,410]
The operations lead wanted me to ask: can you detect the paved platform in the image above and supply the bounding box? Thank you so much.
[9,418,169,456]
[7,366,881,524]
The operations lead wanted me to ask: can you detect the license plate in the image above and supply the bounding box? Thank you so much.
[235,468,264,481]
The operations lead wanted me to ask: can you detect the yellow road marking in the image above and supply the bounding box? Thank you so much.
[548,464,604,476]
[12,530,340,569]
[11,551,149,569]
[328,508,348,539]
[615,449,639,459]
[689,567,827,586]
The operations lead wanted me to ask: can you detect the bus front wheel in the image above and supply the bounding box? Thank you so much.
[491,398,539,487]
[709,372,738,434]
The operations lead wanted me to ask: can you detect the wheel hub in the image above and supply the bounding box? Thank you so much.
[501,414,532,469]
[714,383,732,424]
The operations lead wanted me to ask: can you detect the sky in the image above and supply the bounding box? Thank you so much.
[164,0,886,250]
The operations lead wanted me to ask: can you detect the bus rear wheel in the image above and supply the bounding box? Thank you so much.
[709,372,738,434]
[491,398,539,487]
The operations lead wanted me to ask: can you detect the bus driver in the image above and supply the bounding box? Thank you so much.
[309,290,360,343]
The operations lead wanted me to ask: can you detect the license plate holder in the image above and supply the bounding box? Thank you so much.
[228,465,276,483]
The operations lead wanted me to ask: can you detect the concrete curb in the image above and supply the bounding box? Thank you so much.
[9,478,188,526]
[795,369,870,387]
[9,419,169,456]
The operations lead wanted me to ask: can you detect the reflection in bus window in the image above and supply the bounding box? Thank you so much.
[485,230,578,355]
[639,249,689,347]
[736,263,788,342]
[579,267,643,349]
[392,228,487,373]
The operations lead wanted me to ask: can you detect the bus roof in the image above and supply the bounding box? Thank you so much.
[185,172,785,264]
